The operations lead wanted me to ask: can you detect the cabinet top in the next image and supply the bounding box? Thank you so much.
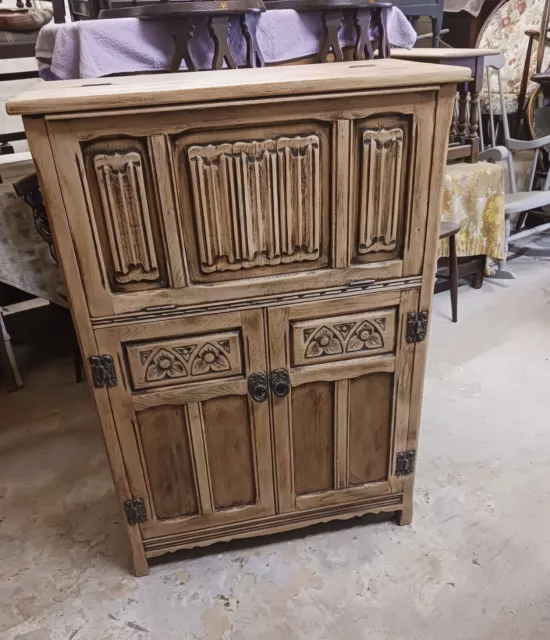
[7,59,469,117]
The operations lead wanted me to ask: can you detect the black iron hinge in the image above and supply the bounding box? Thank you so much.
[406,311,429,344]
[89,354,117,388]
[395,451,416,476]
[124,498,147,525]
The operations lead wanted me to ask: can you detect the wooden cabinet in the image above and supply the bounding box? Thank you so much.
[9,59,469,575]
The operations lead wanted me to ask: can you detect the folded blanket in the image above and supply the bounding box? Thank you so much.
[36,8,416,80]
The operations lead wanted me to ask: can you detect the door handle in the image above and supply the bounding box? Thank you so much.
[247,373,269,403]
[270,369,291,398]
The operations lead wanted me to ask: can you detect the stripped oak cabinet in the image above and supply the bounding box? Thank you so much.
[8,59,469,575]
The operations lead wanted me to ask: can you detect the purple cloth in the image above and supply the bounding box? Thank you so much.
[36,9,416,80]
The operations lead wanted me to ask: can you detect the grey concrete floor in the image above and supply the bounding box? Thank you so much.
[1,254,550,640]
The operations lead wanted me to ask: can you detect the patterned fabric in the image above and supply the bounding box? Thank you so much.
[0,184,65,306]
[439,162,505,262]
[478,0,550,115]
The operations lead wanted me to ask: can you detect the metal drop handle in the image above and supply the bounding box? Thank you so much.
[248,373,268,403]
[270,369,291,398]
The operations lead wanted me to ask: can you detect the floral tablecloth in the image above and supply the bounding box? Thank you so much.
[439,161,505,263]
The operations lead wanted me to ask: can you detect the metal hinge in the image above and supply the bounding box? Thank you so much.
[395,451,416,476]
[406,311,429,344]
[89,354,117,388]
[124,498,147,525]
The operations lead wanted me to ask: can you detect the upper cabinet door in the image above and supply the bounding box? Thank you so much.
[347,91,437,278]
[47,90,437,317]
[267,289,419,515]
[173,122,331,283]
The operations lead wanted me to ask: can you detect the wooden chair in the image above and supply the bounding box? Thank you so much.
[475,0,550,136]
[482,53,550,267]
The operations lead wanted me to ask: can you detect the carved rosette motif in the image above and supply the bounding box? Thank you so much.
[187,135,322,273]
[292,310,395,367]
[93,151,159,284]
[125,332,242,390]
[358,128,404,254]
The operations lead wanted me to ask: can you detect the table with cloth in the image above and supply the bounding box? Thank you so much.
[35,8,416,79]
[439,161,506,273]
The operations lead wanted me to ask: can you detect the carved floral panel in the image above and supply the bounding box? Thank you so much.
[358,128,404,255]
[291,309,396,367]
[125,330,242,391]
[186,135,323,274]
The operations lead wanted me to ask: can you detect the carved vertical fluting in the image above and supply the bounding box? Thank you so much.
[358,128,403,255]
[94,151,159,283]
[187,135,321,273]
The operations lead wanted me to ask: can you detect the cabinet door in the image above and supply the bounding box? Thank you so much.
[268,290,418,513]
[95,310,274,540]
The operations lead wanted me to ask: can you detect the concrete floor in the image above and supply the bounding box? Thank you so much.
[1,253,550,640]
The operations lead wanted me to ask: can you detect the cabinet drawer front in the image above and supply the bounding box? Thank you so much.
[291,308,396,367]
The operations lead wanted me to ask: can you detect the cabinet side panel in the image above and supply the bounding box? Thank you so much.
[137,405,199,519]
[292,381,334,495]
[348,372,393,486]
[202,395,256,509]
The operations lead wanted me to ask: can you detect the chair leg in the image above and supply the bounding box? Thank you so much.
[0,311,23,390]
[515,211,528,232]
[472,261,485,289]
[449,235,458,322]
[431,14,442,48]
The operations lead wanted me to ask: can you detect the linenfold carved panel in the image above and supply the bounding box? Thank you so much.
[125,330,243,391]
[358,128,404,255]
[186,135,322,273]
[291,309,396,367]
[93,151,160,285]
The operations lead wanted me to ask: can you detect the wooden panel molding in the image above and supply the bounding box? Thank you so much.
[137,405,199,520]
[93,151,159,284]
[358,127,403,256]
[83,138,168,294]
[291,308,396,367]
[186,135,322,274]
[125,330,242,391]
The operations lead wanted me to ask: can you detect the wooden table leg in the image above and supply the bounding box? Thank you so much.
[209,15,237,70]
[378,8,390,59]
[449,96,458,144]
[0,311,23,390]
[457,85,469,145]
[242,14,265,68]
[449,233,458,323]
[354,9,373,61]
[170,19,196,72]
[320,10,344,63]
[468,84,480,163]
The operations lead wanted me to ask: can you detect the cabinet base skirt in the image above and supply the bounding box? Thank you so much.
[143,493,405,562]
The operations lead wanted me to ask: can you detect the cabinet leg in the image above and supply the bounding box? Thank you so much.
[131,547,150,577]
[396,495,413,526]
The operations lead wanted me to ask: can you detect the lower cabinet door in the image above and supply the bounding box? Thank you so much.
[267,289,418,513]
[95,310,275,539]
